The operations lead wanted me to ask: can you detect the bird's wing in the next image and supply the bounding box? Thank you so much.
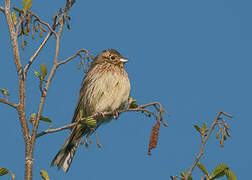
[71,78,86,123]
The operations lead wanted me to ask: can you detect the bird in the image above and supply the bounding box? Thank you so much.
[51,49,131,172]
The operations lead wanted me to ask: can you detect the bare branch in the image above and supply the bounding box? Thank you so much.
[0,6,5,13]
[36,102,167,138]
[36,122,76,138]
[4,0,22,73]
[29,11,57,36]
[4,0,30,139]
[24,32,51,74]
[4,0,32,178]
[57,49,89,67]
[29,13,67,173]
[0,98,18,109]
[185,111,232,180]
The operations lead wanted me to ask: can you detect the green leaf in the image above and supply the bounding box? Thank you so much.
[211,164,229,179]
[180,172,193,180]
[40,170,50,180]
[180,171,186,177]
[29,113,36,125]
[84,117,97,127]
[40,115,52,123]
[0,89,9,96]
[203,122,207,129]
[34,71,40,78]
[129,103,138,109]
[12,12,17,24]
[225,170,237,180]
[197,163,209,177]
[23,0,32,11]
[9,171,16,180]
[40,64,47,79]
[13,7,23,13]
[193,124,202,134]
[0,168,8,176]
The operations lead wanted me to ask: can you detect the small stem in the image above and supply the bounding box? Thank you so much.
[0,6,5,13]
[24,32,52,74]
[0,98,18,109]
[185,112,226,180]
[57,49,89,67]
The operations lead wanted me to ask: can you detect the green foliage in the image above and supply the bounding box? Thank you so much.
[128,95,138,109]
[34,64,48,81]
[0,168,8,176]
[197,163,237,180]
[193,125,201,134]
[193,122,208,137]
[40,115,52,123]
[180,171,193,180]
[0,88,9,96]
[23,0,32,12]
[40,64,47,80]
[11,12,17,25]
[210,164,229,179]
[13,7,24,14]
[84,117,97,128]
[29,113,52,124]
[9,171,16,180]
[34,71,41,78]
[225,170,237,180]
[40,170,50,180]
[197,163,209,178]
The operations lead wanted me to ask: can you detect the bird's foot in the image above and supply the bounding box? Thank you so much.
[112,110,120,119]
[97,112,106,118]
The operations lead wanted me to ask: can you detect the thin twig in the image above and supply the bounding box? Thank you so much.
[28,14,67,179]
[185,111,231,180]
[57,49,89,67]
[29,11,56,35]
[36,102,165,138]
[0,98,18,109]
[24,32,52,74]
[0,6,5,13]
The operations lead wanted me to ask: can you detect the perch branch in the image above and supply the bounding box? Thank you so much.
[185,111,232,180]
[36,102,166,138]
[0,98,18,109]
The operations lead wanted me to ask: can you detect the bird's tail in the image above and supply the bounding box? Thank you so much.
[51,125,85,172]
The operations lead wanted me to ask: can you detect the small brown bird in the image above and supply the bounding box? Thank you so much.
[51,49,131,172]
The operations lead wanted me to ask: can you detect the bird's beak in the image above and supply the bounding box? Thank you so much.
[120,58,128,63]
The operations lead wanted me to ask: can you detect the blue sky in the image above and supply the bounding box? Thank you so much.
[0,0,251,179]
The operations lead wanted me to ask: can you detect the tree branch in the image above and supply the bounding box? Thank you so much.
[4,0,30,141]
[36,102,168,138]
[24,32,52,74]
[0,98,18,109]
[57,49,89,67]
[4,0,32,178]
[185,111,232,180]
[29,11,66,170]
[29,11,57,36]
[0,6,5,13]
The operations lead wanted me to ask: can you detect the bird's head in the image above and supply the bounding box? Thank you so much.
[94,49,128,68]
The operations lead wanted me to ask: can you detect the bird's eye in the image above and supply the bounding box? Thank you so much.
[111,56,115,60]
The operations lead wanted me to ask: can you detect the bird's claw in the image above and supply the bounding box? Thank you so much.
[98,112,106,118]
[112,110,119,119]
